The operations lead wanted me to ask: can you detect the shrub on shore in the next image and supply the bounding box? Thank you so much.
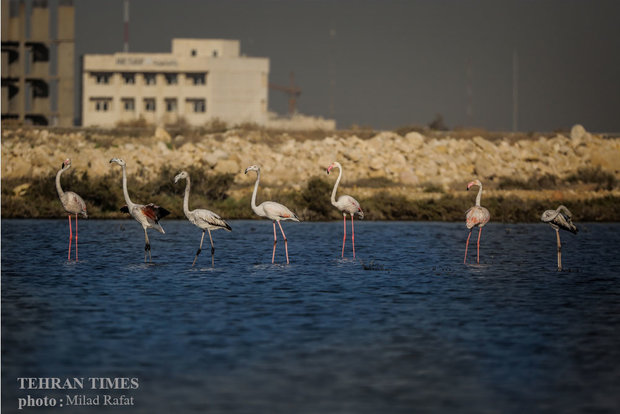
[2,169,620,221]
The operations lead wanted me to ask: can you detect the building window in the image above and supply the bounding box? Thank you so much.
[144,73,156,85]
[122,98,135,111]
[165,98,177,112]
[144,98,156,112]
[212,50,218,57]
[165,73,178,85]
[93,73,111,84]
[191,49,197,57]
[187,73,206,85]
[91,98,111,111]
[122,73,135,84]
[187,98,206,113]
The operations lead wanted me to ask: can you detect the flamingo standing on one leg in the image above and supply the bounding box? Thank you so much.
[326,161,364,258]
[244,165,300,264]
[56,158,87,261]
[464,179,490,264]
[110,158,170,263]
[541,205,577,271]
[174,171,232,267]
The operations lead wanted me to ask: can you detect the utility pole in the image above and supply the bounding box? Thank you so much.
[123,0,129,53]
[512,49,519,132]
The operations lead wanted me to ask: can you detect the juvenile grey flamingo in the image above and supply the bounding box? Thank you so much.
[327,161,364,258]
[110,158,170,262]
[541,205,577,271]
[464,179,490,264]
[56,158,87,261]
[174,171,232,267]
[245,165,299,264]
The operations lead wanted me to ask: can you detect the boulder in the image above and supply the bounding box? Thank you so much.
[570,124,588,141]
[155,126,171,142]
[472,136,496,153]
[214,159,240,174]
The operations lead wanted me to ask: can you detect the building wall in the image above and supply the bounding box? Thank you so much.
[0,0,75,126]
[82,39,269,127]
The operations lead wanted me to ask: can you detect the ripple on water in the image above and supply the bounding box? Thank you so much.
[2,220,620,413]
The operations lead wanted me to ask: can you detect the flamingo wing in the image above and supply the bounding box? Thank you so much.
[141,204,170,223]
[262,201,300,221]
[194,209,232,231]
[466,206,490,229]
[337,195,364,218]
[542,209,577,234]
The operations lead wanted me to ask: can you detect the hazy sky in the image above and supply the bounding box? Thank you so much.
[74,0,620,132]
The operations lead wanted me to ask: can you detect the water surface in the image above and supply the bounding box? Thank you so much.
[2,220,620,413]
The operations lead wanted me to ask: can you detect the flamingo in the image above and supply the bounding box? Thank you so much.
[464,179,490,264]
[56,158,87,261]
[174,171,232,267]
[326,161,364,258]
[244,165,299,264]
[541,205,577,271]
[110,158,170,262]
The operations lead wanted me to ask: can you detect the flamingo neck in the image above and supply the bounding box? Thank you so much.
[331,164,342,206]
[55,167,65,198]
[182,177,191,217]
[475,184,482,207]
[120,165,134,208]
[251,169,261,214]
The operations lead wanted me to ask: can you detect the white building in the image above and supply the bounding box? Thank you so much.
[82,38,269,127]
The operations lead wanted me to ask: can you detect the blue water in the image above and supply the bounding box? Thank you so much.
[2,219,620,413]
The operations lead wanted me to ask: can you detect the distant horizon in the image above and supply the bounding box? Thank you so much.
[65,0,618,132]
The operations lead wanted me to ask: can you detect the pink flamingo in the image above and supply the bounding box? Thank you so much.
[110,158,170,263]
[327,161,364,258]
[56,158,88,261]
[245,165,300,264]
[464,179,490,264]
[541,205,577,271]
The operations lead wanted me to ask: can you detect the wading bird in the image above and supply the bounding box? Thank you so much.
[541,205,577,271]
[174,171,231,267]
[56,158,87,261]
[245,165,299,264]
[326,161,364,258]
[464,179,490,264]
[110,158,170,262]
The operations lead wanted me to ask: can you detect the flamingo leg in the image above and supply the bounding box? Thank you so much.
[192,230,205,267]
[144,228,151,263]
[341,214,346,258]
[207,228,215,268]
[351,214,356,259]
[277,220,289,265]
[476,227,482,264]
[75,214,79,261]
[272,221,277,264]
[68,215,72,261]
[556,229,562,271]
[464,230,472,264]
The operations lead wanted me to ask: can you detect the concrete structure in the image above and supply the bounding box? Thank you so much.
[82,38,269,127]
[1,0,75,126]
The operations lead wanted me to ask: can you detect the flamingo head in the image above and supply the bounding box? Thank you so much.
[467,179,482,191]
[244,165,260,175]
[174,171,188,184]
[326,161,340,175]
[62,158,72,170]
[109,158,126,167]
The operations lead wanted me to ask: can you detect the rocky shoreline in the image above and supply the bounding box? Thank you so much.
[2,124,619,220]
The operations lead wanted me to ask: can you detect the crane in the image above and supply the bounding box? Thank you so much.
[269,71,301,116]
